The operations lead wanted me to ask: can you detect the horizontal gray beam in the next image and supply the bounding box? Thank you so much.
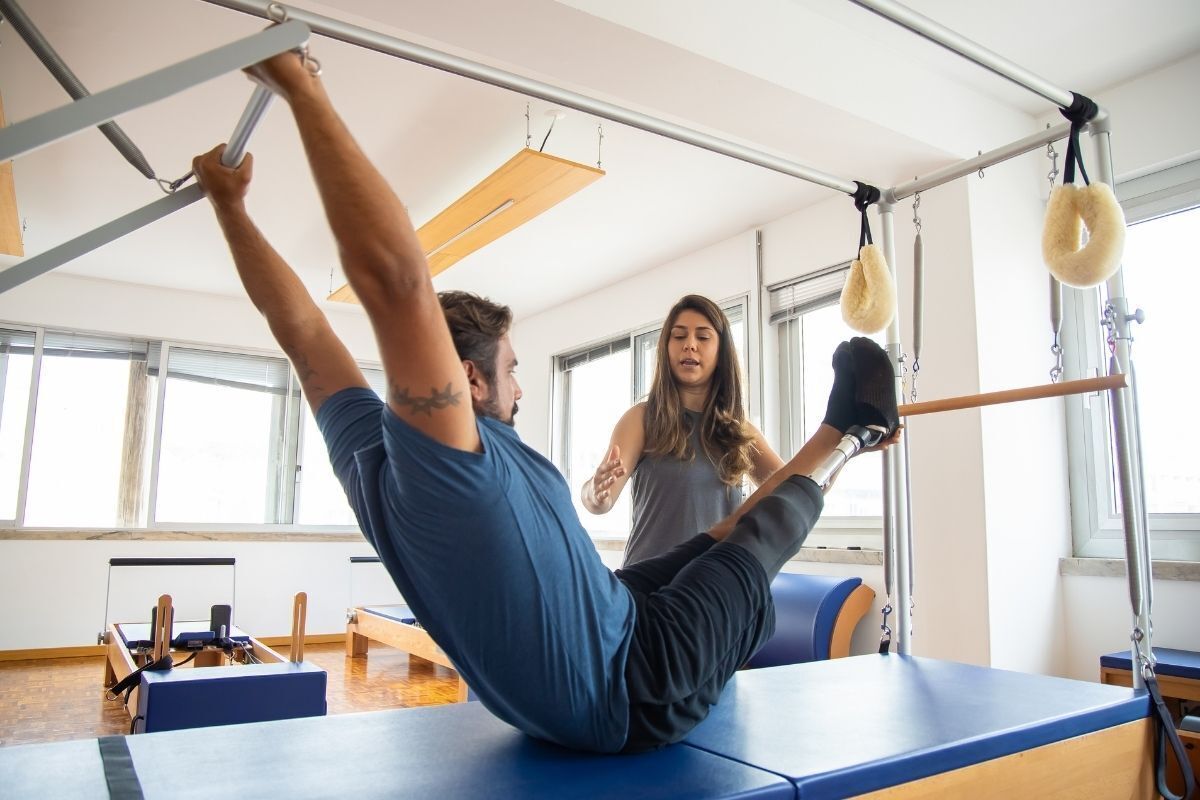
[0,186,203,294]
[0,19,307,163]
[848,0,1074,109]
[200,0,860,195]
[0,83,275,295]
[888,121,1073,202]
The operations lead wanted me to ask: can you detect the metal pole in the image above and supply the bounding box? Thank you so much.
[889,122,1073,202]
[223,85,275,167]
[0,86,275,295]
[877,200,913,654]
[1090,117,1154,688]
[847,0,1074,108]
[200,0,859,195]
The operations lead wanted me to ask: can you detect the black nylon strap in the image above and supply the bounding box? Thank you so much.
[1058,91,1098,187]
[1146,671,1197,799]
[98,736,144,800]
[107,655,173,703]
[852,181,880,249]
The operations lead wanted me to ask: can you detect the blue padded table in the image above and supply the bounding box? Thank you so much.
[686,655,1153,799]
[1101,647,1200,702]
[0,701,792,800]
[346,604,468,701]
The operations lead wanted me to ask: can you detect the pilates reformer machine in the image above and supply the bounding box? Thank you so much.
[98,557,326,734]
[344,556,471,703]
[0,0,1191,796]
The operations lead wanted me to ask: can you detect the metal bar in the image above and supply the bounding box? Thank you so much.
[201,0,860,195]
[897,374,1128,417]
[0,85,274,295]
[847,0,1074,108]
[0,187,202,294]
[0,19,307,163]
[224,85,274,166]
[889,122,1072,202]
[878,201,912,654]
[1091,122,1154,689]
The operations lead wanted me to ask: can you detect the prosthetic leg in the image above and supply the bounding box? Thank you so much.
[807,424,889,491]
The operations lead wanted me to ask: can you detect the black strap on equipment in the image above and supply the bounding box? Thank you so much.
[107,654,174,707]
[852,181,881,249]
[98,736,144,799]
[1058,92,1098,187]
[1145,669,1197,800]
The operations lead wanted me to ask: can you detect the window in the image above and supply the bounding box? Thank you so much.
[1064,159,1200,561]
[0,328,35,523]
[555,297,749,538]
[152,346,297,525]
[0,325,376,532]
[295,368,387,526]
[24,332,151,527]
[771,265,884,545]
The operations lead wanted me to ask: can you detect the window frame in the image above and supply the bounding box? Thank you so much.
[0,323,381,534]
[769,265,885,548]
[1063,159,1200,561]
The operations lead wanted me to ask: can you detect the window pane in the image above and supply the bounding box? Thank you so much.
[25,335,149,527]
[0,330,35,520]
[1118,205,1200,513]
[783,301,884,517]
[155,348,289,524]
[296,368,386,526]
[566,347,632,535]
[725,301,748,389]
[634,330,657,401]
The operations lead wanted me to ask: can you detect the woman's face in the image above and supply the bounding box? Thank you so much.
[667,309,720,389]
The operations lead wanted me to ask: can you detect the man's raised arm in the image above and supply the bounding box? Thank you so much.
[243,52,480,453]
[193,145,367,414]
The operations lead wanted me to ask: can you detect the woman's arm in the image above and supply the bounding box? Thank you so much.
[745,422,785,488]
[581,403,646,514]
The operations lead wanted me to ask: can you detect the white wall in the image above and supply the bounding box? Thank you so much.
[512,230,759,455]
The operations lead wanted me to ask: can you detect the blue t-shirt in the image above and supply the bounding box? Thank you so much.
[317,388,636,752]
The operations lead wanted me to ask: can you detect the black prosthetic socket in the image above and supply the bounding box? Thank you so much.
[849,337,899,435]
[821,341,856,433]
[725,476,824,579]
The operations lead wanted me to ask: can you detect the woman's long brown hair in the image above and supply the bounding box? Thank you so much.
[643,295,754,486]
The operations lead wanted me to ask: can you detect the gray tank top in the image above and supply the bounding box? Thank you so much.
[624,409,745,566]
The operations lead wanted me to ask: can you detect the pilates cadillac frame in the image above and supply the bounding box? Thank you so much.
[0,0,1156,685]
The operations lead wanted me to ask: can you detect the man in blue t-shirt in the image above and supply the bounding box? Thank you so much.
[193,50,899,754]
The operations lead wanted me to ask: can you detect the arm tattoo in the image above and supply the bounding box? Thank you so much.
[390,382,463,415]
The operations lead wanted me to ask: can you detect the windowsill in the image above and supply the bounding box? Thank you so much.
[1060,557,1200,582]
[591,536,883,566]
[0,528,366,543]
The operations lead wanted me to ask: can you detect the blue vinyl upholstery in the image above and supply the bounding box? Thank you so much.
[1101,647,1200,681]
[136,662,327,733]
[746,574,862,668]
[0,702,792,799]
[685,654,1151,799]
[362,604,418,624]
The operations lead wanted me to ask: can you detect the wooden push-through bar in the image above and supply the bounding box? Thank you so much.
[898,374,1128,418]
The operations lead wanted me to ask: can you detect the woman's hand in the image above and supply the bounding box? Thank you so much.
[583,445,625,513]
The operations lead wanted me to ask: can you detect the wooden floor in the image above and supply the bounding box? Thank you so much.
[0,642,461,748]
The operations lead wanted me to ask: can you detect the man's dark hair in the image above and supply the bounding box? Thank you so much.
[438,291,513,383]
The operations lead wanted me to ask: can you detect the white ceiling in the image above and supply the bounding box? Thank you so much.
[1,0,1197,320]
